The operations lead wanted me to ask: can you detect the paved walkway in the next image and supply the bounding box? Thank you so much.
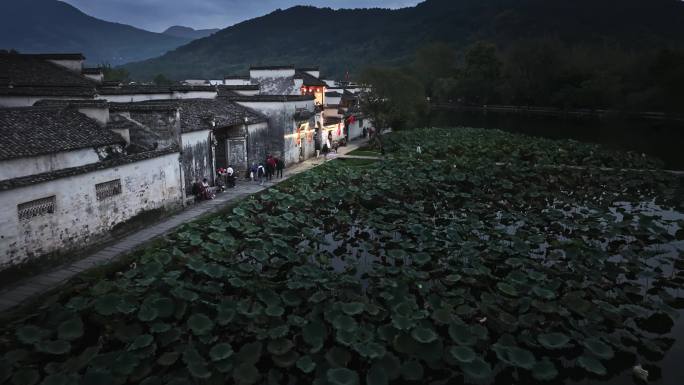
[0,139,370,312]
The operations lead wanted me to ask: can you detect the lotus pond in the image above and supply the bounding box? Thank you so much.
[1,127,684,385]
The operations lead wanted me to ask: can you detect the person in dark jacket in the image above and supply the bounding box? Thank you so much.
[266,155,277,181]
[276,158,285,178]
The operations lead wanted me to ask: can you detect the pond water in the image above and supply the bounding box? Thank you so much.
[430,109,684,170]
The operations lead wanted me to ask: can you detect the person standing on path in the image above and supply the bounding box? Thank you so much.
[257,164,265,185]
[267,155,277,181]
[276,157,285,178]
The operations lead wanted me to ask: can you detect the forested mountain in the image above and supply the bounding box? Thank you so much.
[123,0,684,80]
[0,0,194,65]
[162,26,220,40]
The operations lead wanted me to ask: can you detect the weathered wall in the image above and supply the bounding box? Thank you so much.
[235,100,315,165]
[181,130,212,194]
[0,152,183,269]
[126,109,181,150]
[173,91,217,99]
[0,149,100,180]
[326,95,341,106]
[214,122,269,173]
[224,79,251,86]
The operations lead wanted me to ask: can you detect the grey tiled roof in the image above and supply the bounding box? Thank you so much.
[0,147,179,191]
[250,65,294,70]
[0,106,125,161]
[97,85,217,95]
[325,91,342,97]
[229,95,315,103]
[81,67,103,75]
[0,54,96,89]
[115,99,268,133]
[295,71,327,87]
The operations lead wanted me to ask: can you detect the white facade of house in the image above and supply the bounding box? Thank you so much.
[224,78,251,86]
[0,149,101,180]
[0,152,183,268]
[98,91,217,103]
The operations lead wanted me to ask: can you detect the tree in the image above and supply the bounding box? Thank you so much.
[101,63,130,82]
[412,42,458,98]
[359,67,427,132]
[453,41,502,105]
[153,74,174,86]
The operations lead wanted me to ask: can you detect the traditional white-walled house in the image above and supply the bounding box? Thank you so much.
[97,85,218,103]
[0,53,97,107]
[0,105,184,269]
[223,75,252,86]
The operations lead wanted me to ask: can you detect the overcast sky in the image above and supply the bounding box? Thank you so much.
[61,0,423,32]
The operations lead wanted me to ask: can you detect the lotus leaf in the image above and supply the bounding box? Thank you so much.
[111,352,139,376]
[187,362,211,379]
[11,369,39,385]
[449,346,476,363]
[327,368,359,385]
[265,305,285,317]
[411,326,438,343]
[341,302,365,315]
[492,344,536,369]
[94,294,121,316]
[537,332,571,349]
[302,320,326,351]
[461,357,493,383]
[326,346,352,367]
[187,314,214,335]
[35,374,78,385]
[129,334,154,350]
[400,360,424,381]
[237,342,262,365]
[366,363,388,385]
[267,339,294,356]
[157,352,180,366]
[577,355,607,375]
[37,340,71,355]
[209,343,234,361]
[448,324,476,346]
[272,350,299,368]
[296,355,316,373]
[532,359,558,381]
[16,326,48,345]
[497,282,518,297]
[81,371,112,385]
[583,338,614,359]
[332,315,358,333]
[149,322,171,333]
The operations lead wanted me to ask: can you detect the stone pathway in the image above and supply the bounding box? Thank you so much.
[0,139,370,313]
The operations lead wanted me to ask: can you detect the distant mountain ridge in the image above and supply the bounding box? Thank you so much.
[162,26,220,40]
[0,0,194,65]
[123,0,684,80]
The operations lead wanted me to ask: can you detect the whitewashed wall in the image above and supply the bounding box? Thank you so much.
[250,68,296,79]
[325,95,341,106]
[0,152,183,269]
[224,79,252,86]
[0,149,101,180]
[47,59,83,73]
[173,91,217,99]
[97,94,173,103]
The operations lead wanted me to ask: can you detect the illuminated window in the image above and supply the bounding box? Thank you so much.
[18,196,56,220]
[96,179,122,200]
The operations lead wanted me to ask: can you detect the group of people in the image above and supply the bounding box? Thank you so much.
[250,154,284,185]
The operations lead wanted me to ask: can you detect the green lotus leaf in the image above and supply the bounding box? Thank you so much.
[95,294,121,316]
[210,343,234,361]
[537,332,570,350]
[492,344,536,369]
[151,298,175,318]
[281,291,303,307]
[233,363,260,385]
[187,363,211,379]
[577,355,607,375]
[4,349,29,364]
[461,357,493,383]
[11,369,39,385]
[449,346,476,363]
[497,282,518,297]
[366,362,388,385]
[309,292,327,303]
[532,286,556,300]
[157,352,180,366]
[137,304,158,322]
[267,339,294,356]
[182,347,205,365]
[170,288,199,302]
[116,300,137,315]
[149,322,171,333]
[391,314,414,330]
[81,370,112,385]
[272,350,299,368]
[341,302,365,316]
[296,355,316,373]
[265,305,285,317]
[268,325,290,339]
[236,342,262,365]
[16,325,48,345]
[129,334,154,350]
[187,314,214,335]
[37,340,71,355]
[111,352,139,376]
[302,319,326,351]
[583,338,614,359]
[332,315,358,333]
[353,341,386,359]
[411,326,438,343]
[35,374,78,385]
[448,324,476,345]
[532,359,558,381]
[400,360,424,381]
[327,368,359,385]
[233,207,247,217]
[326,346,351,368]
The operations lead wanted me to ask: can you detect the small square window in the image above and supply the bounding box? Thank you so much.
[18,196,56,220]
[95,179,122,200]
